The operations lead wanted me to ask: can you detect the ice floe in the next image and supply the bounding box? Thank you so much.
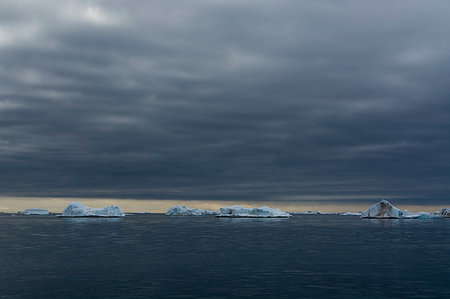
[166,205,207,216]
[23,208,49,215]
[61,202,125,217]
[217,205,292,218]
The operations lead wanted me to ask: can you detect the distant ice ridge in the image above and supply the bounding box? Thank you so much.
[317,210,340,215]
[342,212,362,216]
[361,200,441,219]
[61,202,125,217]
[23,208,49,215]
[217,206,292,218]
[290,211,316,215]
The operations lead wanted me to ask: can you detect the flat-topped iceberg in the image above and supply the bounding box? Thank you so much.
[61,202,125,217]
[166,205,206,216]
[217,205,292,218]
[23,208,49,215]
[361,200,403,219]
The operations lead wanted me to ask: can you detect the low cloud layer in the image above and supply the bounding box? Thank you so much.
[1,0,449,202]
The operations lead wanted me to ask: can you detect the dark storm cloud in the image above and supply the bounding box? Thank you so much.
[0,0,449,202]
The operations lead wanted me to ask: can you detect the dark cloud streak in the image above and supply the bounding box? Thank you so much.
[0,0,449,202]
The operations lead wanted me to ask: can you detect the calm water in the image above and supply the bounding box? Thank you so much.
[1,214,450,298]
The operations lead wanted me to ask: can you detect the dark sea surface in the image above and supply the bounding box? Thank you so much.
[1,214,450,298]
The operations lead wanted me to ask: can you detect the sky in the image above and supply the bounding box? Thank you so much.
[0,0,449,211]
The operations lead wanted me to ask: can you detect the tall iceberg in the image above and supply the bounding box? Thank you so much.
[361,200,441,219]
[217,205,292,218]
[23,208,49,215]
[361,200,403,219]
[61,202,125,217]
[166,205,206,216]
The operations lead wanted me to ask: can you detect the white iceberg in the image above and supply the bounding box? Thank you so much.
[342,212,362,216]
[61,202,125,217]
[361,200,403,219]
[166,205,206,216]
[23,208,49,215]
[217,205,292,218]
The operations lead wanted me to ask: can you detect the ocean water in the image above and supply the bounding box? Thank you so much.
[1,214,450,298]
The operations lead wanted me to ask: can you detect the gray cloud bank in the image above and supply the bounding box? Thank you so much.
[0,0,449,202]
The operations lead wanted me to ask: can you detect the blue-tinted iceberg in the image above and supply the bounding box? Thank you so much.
[23,208,49,215]
[402,210,442,219]
[217,205,292,218]
[61,202,125,217]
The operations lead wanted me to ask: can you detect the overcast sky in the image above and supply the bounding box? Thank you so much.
[0,0,449,203]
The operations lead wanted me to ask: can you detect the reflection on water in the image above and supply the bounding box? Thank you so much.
[1,214,450,298]
[62,217,124,225]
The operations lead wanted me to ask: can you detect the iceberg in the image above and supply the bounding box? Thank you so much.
[361,200,442,219]
[166,205,206,216]
[61,202,125,217]
[23,208,49,215]
[342,212,362,216]
[217,205,292,218]
[361,200,403,219]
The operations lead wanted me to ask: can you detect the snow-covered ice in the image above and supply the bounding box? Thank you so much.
[361,200,403,219]
[342,212,362,216]
[217,205,292,218]
[166,205,207,216]
[23,208,49,215]
[61,202,125,217]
